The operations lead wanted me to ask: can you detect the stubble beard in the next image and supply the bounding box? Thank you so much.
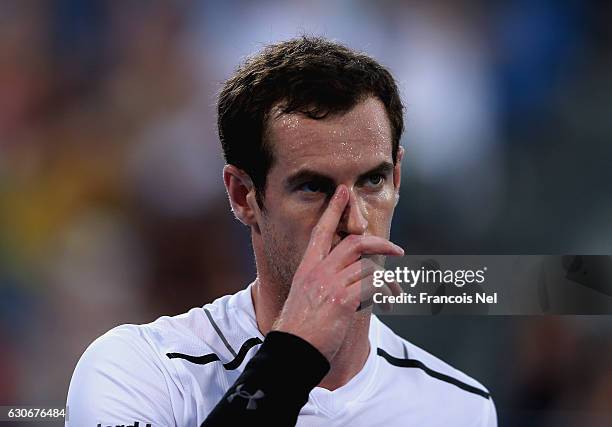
[260,222,303,306]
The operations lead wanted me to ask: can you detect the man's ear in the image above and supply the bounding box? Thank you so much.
[393,146,404,206]
[223,164,261,227]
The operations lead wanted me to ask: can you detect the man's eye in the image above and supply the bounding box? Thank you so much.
[364,174,385,188]
[298,181,324,193]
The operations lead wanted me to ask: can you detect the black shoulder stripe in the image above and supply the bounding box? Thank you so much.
[166,351,220,365]
[377,348,491,399]
[167,337,263,370]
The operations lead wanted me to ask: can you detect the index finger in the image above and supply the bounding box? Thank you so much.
[301,185,349,266]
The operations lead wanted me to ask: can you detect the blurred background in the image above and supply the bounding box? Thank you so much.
[0,0,611,425]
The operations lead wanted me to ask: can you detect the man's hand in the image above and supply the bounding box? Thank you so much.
[272,185,404,361]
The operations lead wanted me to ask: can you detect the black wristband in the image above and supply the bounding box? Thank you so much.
[201,331,330,427]
[255,331,330,394]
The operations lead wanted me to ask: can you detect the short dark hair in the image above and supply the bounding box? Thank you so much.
[217,36,404,207]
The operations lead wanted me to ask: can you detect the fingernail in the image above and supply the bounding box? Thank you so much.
[335,185,346,199]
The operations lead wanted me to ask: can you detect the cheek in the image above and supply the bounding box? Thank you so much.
[266,198,323,248]
[282,197,324,227]
[363,188,396,233]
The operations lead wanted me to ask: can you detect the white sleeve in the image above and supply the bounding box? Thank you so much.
[481,396,498,427]
[65,325,175,426]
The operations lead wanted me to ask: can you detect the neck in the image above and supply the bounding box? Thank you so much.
[251,278,371,391]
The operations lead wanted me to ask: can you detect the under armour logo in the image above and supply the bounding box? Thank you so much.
[227,384,265,410]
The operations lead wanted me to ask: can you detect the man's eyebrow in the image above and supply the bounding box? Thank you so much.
[284,161,394,190]
[359,161,394,180]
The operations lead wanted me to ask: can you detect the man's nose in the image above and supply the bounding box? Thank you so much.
[338,189,368,237]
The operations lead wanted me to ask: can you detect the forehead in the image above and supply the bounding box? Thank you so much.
[266,97,393,177]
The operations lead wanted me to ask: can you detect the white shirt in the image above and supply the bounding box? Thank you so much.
[66,283,497,426]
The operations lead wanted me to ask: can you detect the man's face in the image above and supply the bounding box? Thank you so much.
[257,96,401,291]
